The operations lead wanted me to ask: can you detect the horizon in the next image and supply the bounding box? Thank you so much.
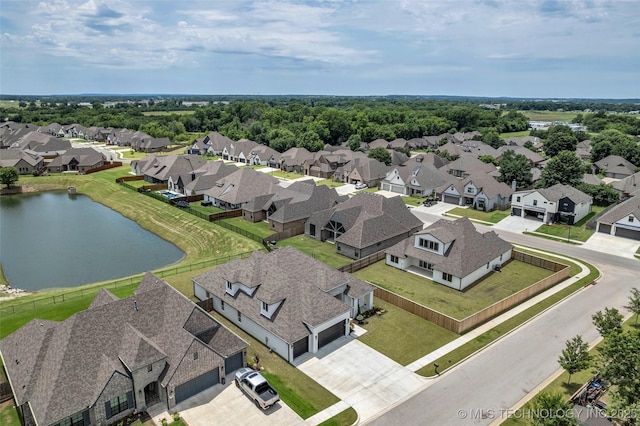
[1,1,639,98]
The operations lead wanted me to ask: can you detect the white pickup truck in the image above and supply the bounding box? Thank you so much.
[234,367,280,410]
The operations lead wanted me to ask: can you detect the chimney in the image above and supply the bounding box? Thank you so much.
[134,300,139,312]
[511,180,517,191]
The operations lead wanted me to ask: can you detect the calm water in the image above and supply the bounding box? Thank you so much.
[0,191,184,291]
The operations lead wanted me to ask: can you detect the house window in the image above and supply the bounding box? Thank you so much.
[310,224,316,236]
[629,216,635,223]
[533,200,538,206]
[487,262,490,269]
[390,255,399,263]
[466,187,474,194]
[418,260,433,270]
[108,394,129,418]
[226,281,232,290]
[57,412,86,426]
[221,300,225,310]
[237,311,242,322]
[193,352,198,360]
[262,301,269,312]
[442,273,453,282]
[147,364,153,373]
[419,239,439,251]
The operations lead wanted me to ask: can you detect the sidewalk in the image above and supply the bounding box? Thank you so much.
[405,245,592,373]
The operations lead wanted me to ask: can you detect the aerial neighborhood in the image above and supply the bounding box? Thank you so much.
[0,99,639,426]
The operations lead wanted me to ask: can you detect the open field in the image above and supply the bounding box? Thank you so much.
[359,300,458,366]
[519,110,582,122]
[276,235,351,269]
[499,130,531,138]
[445,207,510,224]
[142,110,195,116]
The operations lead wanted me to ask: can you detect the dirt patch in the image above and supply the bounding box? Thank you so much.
[0,185,40,195]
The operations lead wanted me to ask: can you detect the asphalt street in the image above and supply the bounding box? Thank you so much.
[366,212,639,426]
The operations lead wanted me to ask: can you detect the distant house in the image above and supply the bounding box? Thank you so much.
[134,137,171,153]
[221,139,259,163]
[132,154,206,189]
[279,147,314,173]
[594,155,637,179]
[611,172,640,197]
[0,273,247,426]
[46,147,106,173]
[442,154,498,179]
[305,192,424,259]
[437,173,513,211]
[193,247,374,364]
[202,168,279,210]
[367,139,390,150]
[511,183,592,224]
[575,140,592,160]
[341,157,390,188]
[596,196,640,240]
[386,217,513,290]
[496,146,544,167]
[0,150,44,174]
[249,144,280,167]
[380,153,452,196]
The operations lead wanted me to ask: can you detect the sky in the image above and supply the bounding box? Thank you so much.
[1,0,639,98]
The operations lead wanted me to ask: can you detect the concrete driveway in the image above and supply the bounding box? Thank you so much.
[492,214,541,234]
[582,232,640,258]
[149,378,304,426]
[296,335,427,423]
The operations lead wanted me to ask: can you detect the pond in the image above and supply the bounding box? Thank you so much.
[0,191,184,291]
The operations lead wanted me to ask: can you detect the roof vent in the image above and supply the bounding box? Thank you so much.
[134,300,139,312]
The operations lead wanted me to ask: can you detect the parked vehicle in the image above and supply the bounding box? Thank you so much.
[355,182,368,190]
[235,368,280,410]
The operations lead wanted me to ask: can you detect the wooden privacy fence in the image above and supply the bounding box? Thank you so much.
[373,250,570,334]
[85,162,123,174]
[116,175,144,182]
[338,251,387,273]
[209,210,243,221]
[262,225,306,245]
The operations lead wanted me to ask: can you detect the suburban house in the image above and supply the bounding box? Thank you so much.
[0,150,44,174]
[385,217,513,290]
[221,139,259,163]
[380,153,452,196]
[202,168,280,210]
[132,154,207,188]
[504,136,543,151]
[0,273,248,426]
[193,247,375,363]
[593,155,638,179]
[340,157,390,188]
[442,154,498,179]
[367,139,390,149]
[437,173,513,210]
[575,140,592,160]
[595,195,640,240]
[249,144,280,167]
[279,147,314,173]
[242,179,347,232]
[13,132,71,156]
[46,147,106,173]
[305,192,424,259]
[611,172,640,197]
[132,137,171,153]
[496,146,545,167]
[182,161,239,195]
[303,151,352,179]
[510,183,593,224]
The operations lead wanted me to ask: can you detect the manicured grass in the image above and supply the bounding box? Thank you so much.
[317,407,358,426]
[519,110,582,122]
[499,130,531,138]
[417,250,597,377]
[445,207,510,224]
[534,206,604,243]
[354,259,554,319]
[276,235,351,269]
[401,195,424,206]
[359,186,379,193]
[359,300,458,366]
[220,217,275,239]
[0,403,20,426]
[210,312,339,419]
[317,179,344,188]
[269,170,304,179]
[122,150,149,159]
[186,202,224,216]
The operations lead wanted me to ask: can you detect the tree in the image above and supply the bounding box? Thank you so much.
[499,150,532,189]
[530,391,578,426]
[0,167,19,189]
[592,307,623,338]
[537,151,584,188]
[347,134,363,152]
[481,129,504,149]
[297,131,324,152]
[543,126,579,158]
[557,335,591,384]
[479,155,497,165]
[368,147,392,166]
[596,327,640,412]
[625,287,640,325]
[576,183,620,206]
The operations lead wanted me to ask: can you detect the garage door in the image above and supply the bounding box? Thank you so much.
[598,224,611,234]
[512,208,521,216]
[174,369,219,404]
[225,352,244,375]
[614,227,640,240]
[318,321,345,349]
[443,195,459,205]
[293,336,308,359]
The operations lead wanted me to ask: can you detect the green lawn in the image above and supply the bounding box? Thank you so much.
[210,312,339,419]
[519,110,582,122]
[359,300,458,365]
[276,235,352,269]
[354,259,554,320]
[318,407,358,426]
[269,170,304,180]
[401,195,424,207]
[220,217,275,239]
[499,130,531,139]
[534,206,604,243]
[358,186,380,193]
[418,249,596,377]
[121,150,149,159]
[0,403,20,426]
[186,202,224,216]
[316,179,344,188]
[445,207,510,224]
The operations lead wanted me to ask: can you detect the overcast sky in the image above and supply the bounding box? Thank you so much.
[1,0,638,98]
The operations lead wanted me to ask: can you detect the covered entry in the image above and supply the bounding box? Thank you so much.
[318,321,345,349]
[174,369,219,404]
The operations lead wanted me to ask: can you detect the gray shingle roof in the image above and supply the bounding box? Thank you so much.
[0,273,246,426]
[203,168,279,205]
[386,217,513,278]
[193,247,373,343]
[538,183,592,204]
[266,181,347,224]
[595,155,637,176]
[597,196,640,225]
[611,172,640,194]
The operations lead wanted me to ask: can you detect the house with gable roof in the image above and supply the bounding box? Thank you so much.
[305,192,424,259]
[202,168,280,210]
[193,247,374,363]
[593,155,637,179]
[132,154,207,190]
[340,157,390,188]
[380,153,451,196]
[46,147,106,173]
[511,183,592,224]
[611,171,640,197]
[279,147,314,173]
[437,173,513,210]
[0,150,44,174]
[0,273,248,426]
[385,217,513,290]
[595,195,640,240]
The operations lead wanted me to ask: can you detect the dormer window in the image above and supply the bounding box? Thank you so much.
[419,238,439,251]
[262,301,269,312]
[629,216,635,223]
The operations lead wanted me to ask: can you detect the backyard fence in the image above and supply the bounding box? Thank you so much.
[214,219,265,244]
[209,210,243,221]
[372,250,570,334]
[0,382,12,403]
[116,175,144,182]
[0,251,255,317]
[85,162,123,174]
[338,251,387,273]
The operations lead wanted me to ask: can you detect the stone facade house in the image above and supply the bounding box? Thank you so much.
[46,147,106,173]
